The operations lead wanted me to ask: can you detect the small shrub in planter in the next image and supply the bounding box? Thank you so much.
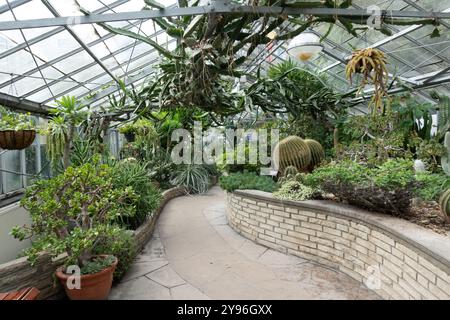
[111,160,162,229]
[303,159,418,216]
[12,158,137,300]
[0,105,36,150]
[219,171,277,193]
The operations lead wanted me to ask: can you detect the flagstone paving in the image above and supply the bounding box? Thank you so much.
[109,187,379,300]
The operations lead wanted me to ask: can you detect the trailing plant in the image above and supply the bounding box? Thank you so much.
[45,96,88,170]
[111,160,162,229]
[92,229,137,282]
[346,48,389,112]
[12,159,137,269]
[170,164,211,194]
[273,136,311,174]
[273,180,320,202]
[0,106,35,130]
[219,172,276,193]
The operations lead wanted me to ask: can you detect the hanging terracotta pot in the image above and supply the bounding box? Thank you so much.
[0,130,36,150]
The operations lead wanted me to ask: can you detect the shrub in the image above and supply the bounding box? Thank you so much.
[273,180,320,201]
[92,229,137,282]
[303,159,417,216]
[111,160,162,229]
[415,172,450,202]
[13,160,136,269]
[219,172,276,193]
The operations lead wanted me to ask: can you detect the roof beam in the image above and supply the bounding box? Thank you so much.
[41,0,120,85]
[0,0,31,15]
[0,91,50,115]
[0,5,448,31]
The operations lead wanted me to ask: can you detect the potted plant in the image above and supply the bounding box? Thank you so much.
[118,122,136,142]
[0,105,36,150]
[118,118,156,143]
[11,158,137,300]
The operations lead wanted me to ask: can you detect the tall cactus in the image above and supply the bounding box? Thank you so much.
[439,189,450,223]
[273,136,311,174]
[441,132,450,176]
[305,139,325,168]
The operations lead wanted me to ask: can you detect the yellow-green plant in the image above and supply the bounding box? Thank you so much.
[305,139,325,168]
[439,189,450,223]
[273,136,311,174]
[346,48,389,112]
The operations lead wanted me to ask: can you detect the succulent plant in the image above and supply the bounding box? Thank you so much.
[273,136,311,174]
[305,139,325,169]
[283,165,299,177]
[439,189,450,223]
[441,132,450,176]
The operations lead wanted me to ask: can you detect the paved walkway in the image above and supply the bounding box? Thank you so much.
[109,187,379,300]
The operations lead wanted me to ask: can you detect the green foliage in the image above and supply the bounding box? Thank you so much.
[118,118,157,137]
[170,164,211,194]
[0,106,35,130]
[416,138,446,172]
[12,159,137,268]
[92,229,137,281]
[111,160,162,229]
[302,159,417,215]
[283,165,299,177]
[79,255,116,275]
[415,172,450,202]
[219,172,276,193]
[273,180,319,201]
[273,136,311,174]
[217,146,264,174]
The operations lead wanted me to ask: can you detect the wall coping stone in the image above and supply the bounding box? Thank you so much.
[234,189,450,273]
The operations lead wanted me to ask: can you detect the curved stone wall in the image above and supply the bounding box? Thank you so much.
[227,190,450,300]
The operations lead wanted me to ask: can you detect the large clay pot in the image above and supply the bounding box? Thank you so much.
[0,130,36,150]
[55,255,117,300]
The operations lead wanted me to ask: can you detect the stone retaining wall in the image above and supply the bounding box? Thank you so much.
[227,190,450,300]
[0,186,187,300]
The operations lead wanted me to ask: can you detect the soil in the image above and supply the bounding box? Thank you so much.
[405,202,450,236]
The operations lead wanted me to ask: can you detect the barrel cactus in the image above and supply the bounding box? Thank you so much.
[283,165,299,177]
[273,136,311,174]
[441,132,450,176]
[439,189,450,223]
[305,139,325,168]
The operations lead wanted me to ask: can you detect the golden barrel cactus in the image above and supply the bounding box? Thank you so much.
[439,189,450,223]
[305,139,325,168]
[273,136,311,174]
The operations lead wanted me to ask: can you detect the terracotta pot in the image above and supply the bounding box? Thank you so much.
[55,255,118,300]
[0,130,36,150]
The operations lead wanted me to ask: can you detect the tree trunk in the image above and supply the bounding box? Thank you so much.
[63,125,75,169]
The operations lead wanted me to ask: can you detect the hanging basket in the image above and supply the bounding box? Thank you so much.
[0,130,36,150]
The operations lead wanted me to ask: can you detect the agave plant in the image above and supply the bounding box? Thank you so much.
[170,164,211,194]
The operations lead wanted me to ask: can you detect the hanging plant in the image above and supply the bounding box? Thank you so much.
[346,48,389,112]
[0,106,36,150]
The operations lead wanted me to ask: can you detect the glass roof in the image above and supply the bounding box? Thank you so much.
[0,0,448,113]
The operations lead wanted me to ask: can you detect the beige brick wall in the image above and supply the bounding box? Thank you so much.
[227,191,450,300]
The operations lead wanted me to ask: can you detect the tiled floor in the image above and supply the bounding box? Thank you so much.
[109,187,379,300]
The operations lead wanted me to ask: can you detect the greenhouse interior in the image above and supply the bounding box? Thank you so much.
[0,0,449,302]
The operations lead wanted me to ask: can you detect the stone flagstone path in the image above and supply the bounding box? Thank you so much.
[109,187,379,300]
